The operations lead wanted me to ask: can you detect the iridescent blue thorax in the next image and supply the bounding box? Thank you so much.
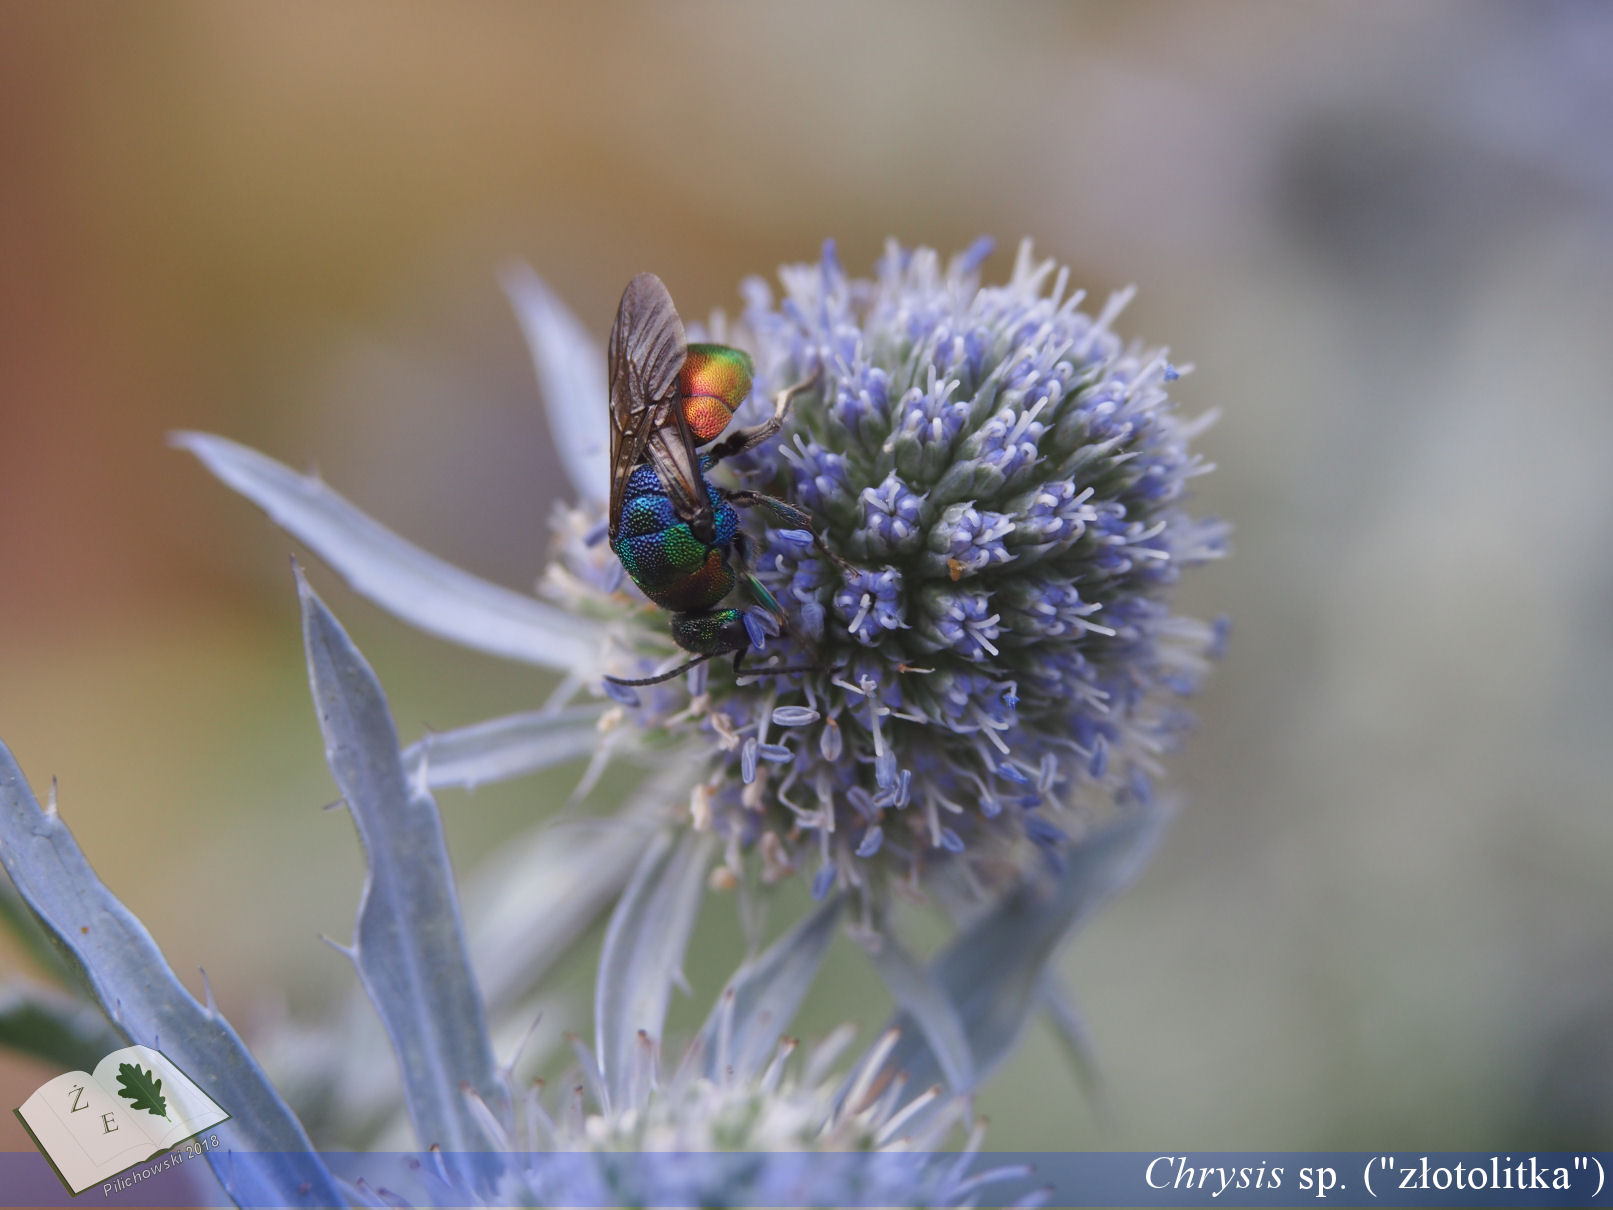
[611,461,740,615]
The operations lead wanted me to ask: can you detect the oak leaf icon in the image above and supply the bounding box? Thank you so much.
[115,1063,169,1120]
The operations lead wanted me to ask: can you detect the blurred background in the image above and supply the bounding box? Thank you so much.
[3,0,1611,1152]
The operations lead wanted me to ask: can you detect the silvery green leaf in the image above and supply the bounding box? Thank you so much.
[878,802,1169,1092]
[466,770,676,1011]
[700,893,843,1082]
[865,932,974,1093]
[402,705,607,791]
[1039,970,1108,1114]
[0,740,345,1209]
[175,430,600,670]
[500,264,609,506]
[594,829,714,1108]
[298,571,511,1167]
[0,980,124,1076]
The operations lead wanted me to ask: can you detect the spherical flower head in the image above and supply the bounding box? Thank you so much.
[553,239,1227,901]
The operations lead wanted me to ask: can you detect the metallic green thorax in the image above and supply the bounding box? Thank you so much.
[612,462,749,653]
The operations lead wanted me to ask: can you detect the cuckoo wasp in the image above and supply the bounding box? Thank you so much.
[604,273,838,689]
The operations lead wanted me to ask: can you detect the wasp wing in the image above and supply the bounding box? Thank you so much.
[608,273,690,538]
[644,410,717,541]
[607,273,715,541]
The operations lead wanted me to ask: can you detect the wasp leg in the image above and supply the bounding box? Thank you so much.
[724,488,858,578]
[703,365,823,464]
[604,650,720,688]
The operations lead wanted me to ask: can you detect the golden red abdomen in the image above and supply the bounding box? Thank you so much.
[678,344,754,443]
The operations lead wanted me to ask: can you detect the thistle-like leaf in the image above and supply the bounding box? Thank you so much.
[866,931,974,1093]
[175,430,601,671]
[875,801,1170,1093]
[116,1062,169,1119]
[500,263,610,506]
[594,829,714,1108]
[297,568,511,1171]
[466,772,674,1011]
[0,740,346,1208]
[266,779,672,1148]
[700,893,843,1083]
[401,705,608,792]
[1039,970,1109,1114]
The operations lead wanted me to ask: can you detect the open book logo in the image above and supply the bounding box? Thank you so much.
[13,1045,228,1197]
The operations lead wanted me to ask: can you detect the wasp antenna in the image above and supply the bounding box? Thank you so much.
[604,651,720,688]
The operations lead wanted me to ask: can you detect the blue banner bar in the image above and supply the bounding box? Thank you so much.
[4,1150,1609,1207]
